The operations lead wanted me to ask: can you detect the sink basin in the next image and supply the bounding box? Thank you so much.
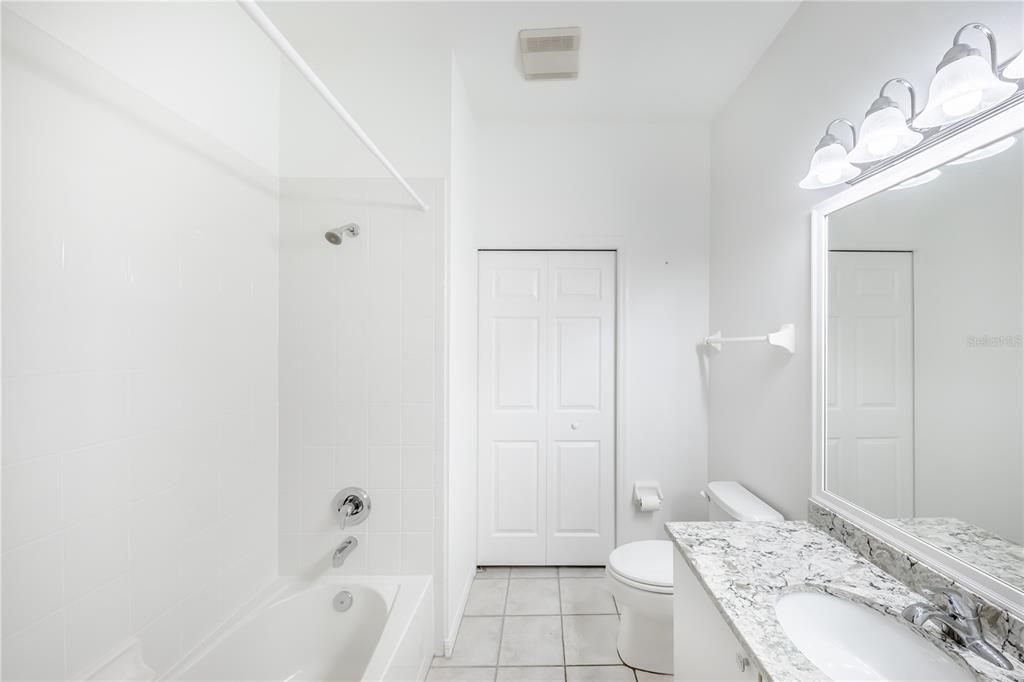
[775,591,973,681]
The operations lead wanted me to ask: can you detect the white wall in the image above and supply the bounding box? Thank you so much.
[830,141,1023,542]
[6,1,281,174]
[444,55,479,651]
[708,1,1024,521]
[277,43,452,180]
[276,178,445,581]
[1,9,280,680]
[452,119,711,548]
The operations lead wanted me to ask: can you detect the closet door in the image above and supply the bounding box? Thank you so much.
[478,251,616,566]
[545,251,616,565]
[827,250,915,518]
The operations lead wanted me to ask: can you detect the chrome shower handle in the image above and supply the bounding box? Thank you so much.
[332,487,371,529]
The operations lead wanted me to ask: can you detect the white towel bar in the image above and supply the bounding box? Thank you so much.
[704,323,795,354]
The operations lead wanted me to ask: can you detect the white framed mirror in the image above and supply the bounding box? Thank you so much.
[811,102,1024,616]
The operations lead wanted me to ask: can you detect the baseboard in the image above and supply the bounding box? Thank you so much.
[443,565,477,656]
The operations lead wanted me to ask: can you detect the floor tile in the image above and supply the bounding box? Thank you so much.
[565,666,636,681]
[496,666,566,681]
[506,579,560,615]
[510,566,558,578]
[465,579,509,616]
[499,615,564,666]
[435,617,502,667]
[428,667,497,681]
[563,615,621,665]
[559,567,606,578]
[560,578,616,615]
[477,567,511,580]
[633,672,670,681]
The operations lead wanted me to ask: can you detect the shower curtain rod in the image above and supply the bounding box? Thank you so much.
[237,0,430,212]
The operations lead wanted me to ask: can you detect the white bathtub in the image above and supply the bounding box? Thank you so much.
[164,576,433,682]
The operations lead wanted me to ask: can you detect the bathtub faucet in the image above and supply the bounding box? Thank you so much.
[332,487,371,529]
[332,536,358,568]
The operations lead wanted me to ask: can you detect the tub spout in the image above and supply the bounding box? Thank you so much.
[332,536,358,569]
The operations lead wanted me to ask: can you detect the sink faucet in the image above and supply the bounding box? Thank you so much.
[901,586,1013,670]
[332,536,358,568]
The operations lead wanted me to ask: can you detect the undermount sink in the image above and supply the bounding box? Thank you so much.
[775,591,974,681]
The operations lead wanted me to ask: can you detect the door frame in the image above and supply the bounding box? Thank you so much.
[476,247,626,564]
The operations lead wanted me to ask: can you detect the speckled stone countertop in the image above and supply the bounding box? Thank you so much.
[885,517,1024,593]
[665,520,1023,682]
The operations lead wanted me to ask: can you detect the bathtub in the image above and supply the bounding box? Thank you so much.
[164,576,433,682]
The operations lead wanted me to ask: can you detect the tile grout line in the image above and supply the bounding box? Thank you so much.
[557,572,567,676]
[497,574,511,668]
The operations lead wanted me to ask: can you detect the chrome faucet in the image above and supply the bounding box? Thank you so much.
[901,586,1013,670]
[332,536,358,568]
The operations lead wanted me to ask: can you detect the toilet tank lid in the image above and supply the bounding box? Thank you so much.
[706,481,784,522]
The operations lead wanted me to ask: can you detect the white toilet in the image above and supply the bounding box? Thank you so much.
[605,480,784,675]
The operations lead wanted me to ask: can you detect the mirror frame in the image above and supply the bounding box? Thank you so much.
[810,101,1024,617]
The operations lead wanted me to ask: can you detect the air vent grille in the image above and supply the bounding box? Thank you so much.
[519,27,581,81]
[524,35,578,53]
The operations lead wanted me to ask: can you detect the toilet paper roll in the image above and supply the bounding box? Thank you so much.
[637,494,661,512]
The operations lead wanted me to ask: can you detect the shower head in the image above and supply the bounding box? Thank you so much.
[325,223,360,245]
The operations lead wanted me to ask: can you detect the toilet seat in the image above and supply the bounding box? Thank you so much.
[607,540,673,594]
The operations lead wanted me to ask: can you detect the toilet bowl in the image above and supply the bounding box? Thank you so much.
[606,540,674,674]
[606,481,784,674]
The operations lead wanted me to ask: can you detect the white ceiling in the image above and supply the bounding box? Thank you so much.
[264,1,801,121]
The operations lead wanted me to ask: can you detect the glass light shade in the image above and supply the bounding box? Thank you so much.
[913,53,1017,128]
[889,168,942,191]
[848,106,923,163]
[947,135,1016,165]
[1003,51,1024,80]
[798,142,860,189]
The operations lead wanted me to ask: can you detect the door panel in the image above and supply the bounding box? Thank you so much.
[492,441,541,534]
[827,251,914,518]
[478,251,616,566]
[546,251,615,565]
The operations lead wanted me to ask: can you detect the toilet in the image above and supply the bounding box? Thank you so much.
[605,480,784,675]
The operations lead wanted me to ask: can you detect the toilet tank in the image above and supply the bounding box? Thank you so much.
[705,481,784,522]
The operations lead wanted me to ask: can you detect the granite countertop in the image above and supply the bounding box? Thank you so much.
[885,517,1024,593]
[665,520,1023,682]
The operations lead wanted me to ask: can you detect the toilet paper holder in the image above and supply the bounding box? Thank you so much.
[632,481,663,512]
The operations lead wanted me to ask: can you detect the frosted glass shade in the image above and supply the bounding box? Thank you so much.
[947,136,1016,165]
[889,168,942,191]
[799,142,860,189]
[913,54,1016,128]
[849,106,923,163]
[1003,51,1024,80]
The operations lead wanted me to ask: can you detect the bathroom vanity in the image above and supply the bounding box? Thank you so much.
[666,520,1023,681]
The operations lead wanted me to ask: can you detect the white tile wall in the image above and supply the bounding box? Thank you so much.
[278,178,443,581]
[2,14,279,680]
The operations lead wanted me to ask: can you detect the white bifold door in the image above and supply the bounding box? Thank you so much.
[478,251,616,566]
[827,251,914,518]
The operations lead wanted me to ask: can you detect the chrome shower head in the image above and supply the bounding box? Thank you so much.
[325,223,360,245]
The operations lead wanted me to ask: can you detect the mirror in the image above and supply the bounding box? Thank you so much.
[824,130,1023,592]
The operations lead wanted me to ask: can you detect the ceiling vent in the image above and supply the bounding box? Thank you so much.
[519,27,581,81]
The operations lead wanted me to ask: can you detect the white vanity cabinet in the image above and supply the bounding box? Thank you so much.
[673,553,763,681]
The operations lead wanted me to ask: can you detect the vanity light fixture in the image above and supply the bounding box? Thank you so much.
[799,119,861,189]
[913,23,1017,129]
[889,168,942,191]
[849,79,924,163]
[947,135,1016,165]
[1002,50,1024,80]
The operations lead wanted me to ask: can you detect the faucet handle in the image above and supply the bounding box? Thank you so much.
[927,586,982,620]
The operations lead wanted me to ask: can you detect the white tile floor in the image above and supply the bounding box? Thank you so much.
[428,567,671,682]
